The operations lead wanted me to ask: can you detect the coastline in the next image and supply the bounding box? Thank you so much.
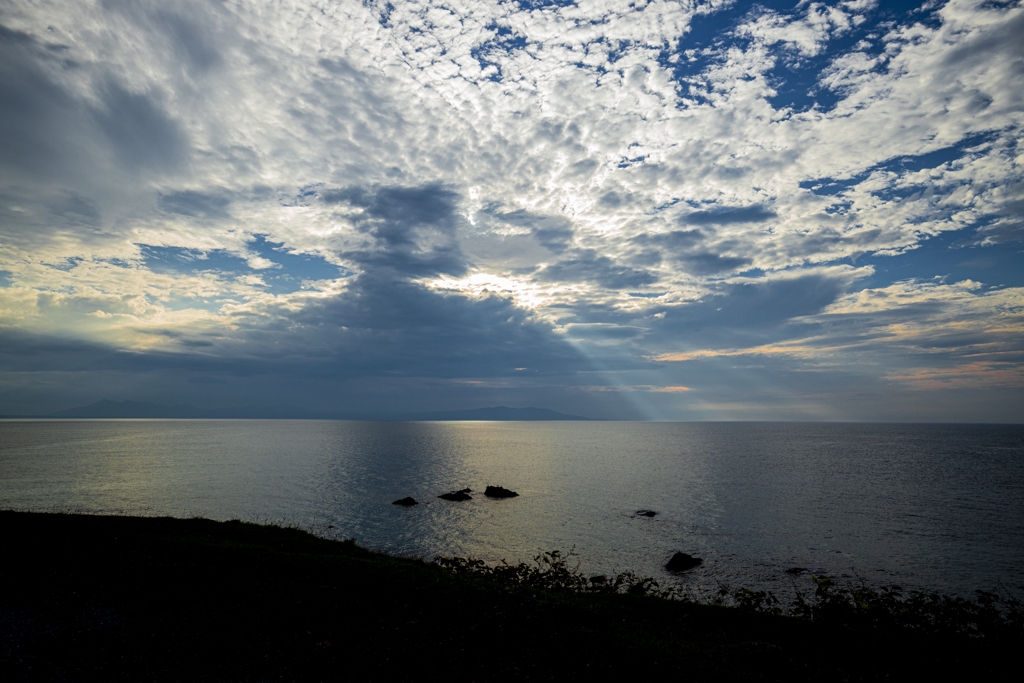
[1,511,1018,681]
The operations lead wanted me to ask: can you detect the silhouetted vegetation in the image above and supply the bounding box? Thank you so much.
[2,511,1019,681]
[436,548,1023,641]
[436,548,667,596]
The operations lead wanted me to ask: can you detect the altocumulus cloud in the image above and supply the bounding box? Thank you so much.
[0,0,1022,421]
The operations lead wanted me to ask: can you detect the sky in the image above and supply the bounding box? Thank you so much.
[0,0,1022,421]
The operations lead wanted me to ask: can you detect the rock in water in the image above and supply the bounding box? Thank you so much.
[438,491,472,501]
[392,497,418,506]
[484,485,519,498]
[458,487,472,493]
[666,552,702,571]
[636,509,657,517]
[786,567,825,576]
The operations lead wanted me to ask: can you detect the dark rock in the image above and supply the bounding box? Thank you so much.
[438,491,472,501]
[484,485,519,498]
[785,567,826,575]
[458,487,472,493]
[392,497,418,506]
[665,552,702,571]
[589,576,607,585]
[635,509,657,517]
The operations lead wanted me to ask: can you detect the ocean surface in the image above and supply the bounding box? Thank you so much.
[2,419,1022,599]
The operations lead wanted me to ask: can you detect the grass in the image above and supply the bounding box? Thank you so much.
[1,510,1019,681]
[440,547,1022,638]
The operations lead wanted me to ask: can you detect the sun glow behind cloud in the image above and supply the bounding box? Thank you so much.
[424,272,566,311]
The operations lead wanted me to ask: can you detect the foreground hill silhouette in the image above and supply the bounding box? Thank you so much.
[1,512,1017,681]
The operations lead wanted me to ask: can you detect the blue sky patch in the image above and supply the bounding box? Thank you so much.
[43,257,84,272]
[141,235,345,294]
[661,1,939,114]
[802,132,994,199]
[471,24,528,82]
[142,245,250,274]
[854,230,1024,291]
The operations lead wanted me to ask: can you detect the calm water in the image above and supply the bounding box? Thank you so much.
[2,420,1022,598]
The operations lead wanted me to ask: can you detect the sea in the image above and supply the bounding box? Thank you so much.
[2,419,1022,600]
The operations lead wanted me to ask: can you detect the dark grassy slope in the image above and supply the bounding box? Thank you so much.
[0,512,1012,681]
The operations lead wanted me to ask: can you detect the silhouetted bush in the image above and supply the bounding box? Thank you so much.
[436,548,680,598]
[436,549,1023,641]
[781,575,1024,639]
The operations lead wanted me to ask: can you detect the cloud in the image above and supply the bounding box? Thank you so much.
[490,209,575,254]
[93,80,188,172]
[1,0,1022,419]
[324,183,468,278]
[534,249,658,289]
[680,204,778,226]
[653,271,854,339]
[278,272,588,379]
[0,270,595,397]
[564,323,646,341]
[158,190,231,219]
[323,184,460,238]
[736,3,854,57]
[0,23,95,183]
[653,279,1024,394]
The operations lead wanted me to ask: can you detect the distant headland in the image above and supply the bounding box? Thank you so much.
[401,406,591,421]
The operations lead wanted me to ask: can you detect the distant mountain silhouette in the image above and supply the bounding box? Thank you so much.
[48,399,213,419]
[402,406,591,421]
[42,400,342,419]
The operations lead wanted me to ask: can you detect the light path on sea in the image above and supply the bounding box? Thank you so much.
[2,419,1022,598]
